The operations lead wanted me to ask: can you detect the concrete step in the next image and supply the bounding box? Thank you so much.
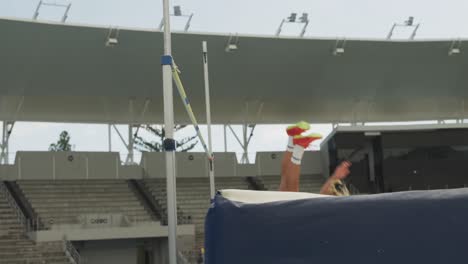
[0,243,45,250]
[21,188,132,195]
[37,211,151,220]
[0,250,64,258]
[162,203,211,210]
[155,191,210,197]
[22,189,133,197]
[0,224,23,231]
[35,206,148,213]
[0,209,15,215]
[19,182,129,187]
[20,188,130,194]
[30,200,143,209]
[39,212,151,219]
[20,182,129,187]
[25,190,135,199]
[0,218,22,225]
[41,215,153,225]
[0,214,19,220]
[0,239,34,247]
[0,256,69,264]
[26,196,140,203]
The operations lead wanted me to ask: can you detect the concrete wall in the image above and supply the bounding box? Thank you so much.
[141,152,165,178]
[209,152,236,177]
[0,164,17,180]
[14,151,120,180]
[176,153,207,178]
[1,151,325,180]
[256,152,282,176]
[119,165,144,179]
[256,151,323,176]
[73,238,170,264]
[75,239,138,264]
[142,152,238,178]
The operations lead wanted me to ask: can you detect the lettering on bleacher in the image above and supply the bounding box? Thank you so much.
[90,218,108,224]
[79,213,126,228]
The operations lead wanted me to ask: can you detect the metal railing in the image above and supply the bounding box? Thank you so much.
[0,181,28,230]
[348,183,361,195]
[63,238,82,264]
[177,250,191,264]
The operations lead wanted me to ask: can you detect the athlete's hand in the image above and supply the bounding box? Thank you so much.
[332,161,351,180]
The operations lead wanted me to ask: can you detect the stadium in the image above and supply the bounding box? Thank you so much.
[2,1,468,264]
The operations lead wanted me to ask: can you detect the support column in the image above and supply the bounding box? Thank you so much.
[0,121,14,165]
[227,124,255,164]
[327,137,339,178]
[127,125,134,164]
[223,124,227,152]
[0,122,8,164]
[242,124,249,163]
[202,41,216,198]
[108,124,112,152]
[161,0,178,262]
[365,135,384,193]
[372,136,385,193]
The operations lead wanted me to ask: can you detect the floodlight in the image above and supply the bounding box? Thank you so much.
[299,13,309,23]
[159,5,194,32]
[333,38,346,56]
[387,16,420,40]
[450,48,461,55]
[106,38,118,46]
[449,39,462,56]
[288,13,297,22]
[227,44,238,51]
[405,16,414,26]
[334,47,345,55]
[174,6,182,16]
[33,1,72,23]
[225,34,240,52]
[276,12,310,37]
[106,28,120,47]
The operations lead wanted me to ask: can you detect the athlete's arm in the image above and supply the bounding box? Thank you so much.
[320,161,351,195]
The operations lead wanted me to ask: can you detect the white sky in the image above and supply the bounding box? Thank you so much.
[1,0,466,161]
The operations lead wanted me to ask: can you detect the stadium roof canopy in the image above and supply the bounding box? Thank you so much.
[1,18,468,124]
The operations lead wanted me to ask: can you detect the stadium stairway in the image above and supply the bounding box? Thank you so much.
[17,180,157,228]
[0,183,75,264]
[144,177,252,262]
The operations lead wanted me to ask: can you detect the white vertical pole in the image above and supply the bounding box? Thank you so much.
[108,124,112,152]
[128,125,134,164]
[161,0,178,263]
[242,124,249,163]
[85,156,89,180]
[203,41,216,198]
[223,124,227,152]
[4,123,8,165]
[0,121,6,164]
[52,155,56,180]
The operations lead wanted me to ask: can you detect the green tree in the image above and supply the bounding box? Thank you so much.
[133,125,198,152]
[49,131,72,151]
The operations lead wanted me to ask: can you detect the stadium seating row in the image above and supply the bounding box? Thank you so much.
[0,185,74,264]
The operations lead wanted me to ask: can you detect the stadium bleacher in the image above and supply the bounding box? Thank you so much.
[17,180,156,228]
[0,186,73,264]
[0,150,325,263]
[145,177,252,262]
